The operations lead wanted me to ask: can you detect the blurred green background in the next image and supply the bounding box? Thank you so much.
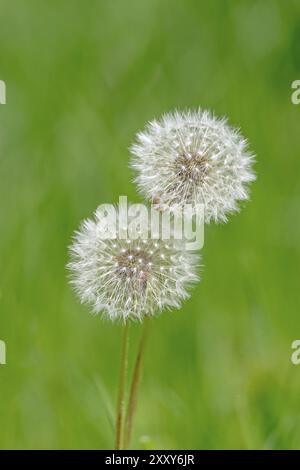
[1,0,300,450]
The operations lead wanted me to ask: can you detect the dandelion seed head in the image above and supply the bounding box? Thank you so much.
[68,206,200,322]
[130,109,256,223]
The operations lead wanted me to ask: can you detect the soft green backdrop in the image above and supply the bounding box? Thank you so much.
[0,0,300,449]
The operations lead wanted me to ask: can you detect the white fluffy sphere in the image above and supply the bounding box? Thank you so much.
[68,206,200,322]
[131,109,255,223]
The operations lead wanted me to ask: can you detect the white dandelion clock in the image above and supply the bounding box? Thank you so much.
[68,205,200,322]
[130,109,256,223]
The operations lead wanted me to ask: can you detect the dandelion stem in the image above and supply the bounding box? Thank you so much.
[115,321,130,450]
[125,317,150,449]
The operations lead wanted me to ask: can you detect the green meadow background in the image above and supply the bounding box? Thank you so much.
[1,0,300,450]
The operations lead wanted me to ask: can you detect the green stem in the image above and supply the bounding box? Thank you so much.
[125,318,150,449]
[115,321,130,450]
